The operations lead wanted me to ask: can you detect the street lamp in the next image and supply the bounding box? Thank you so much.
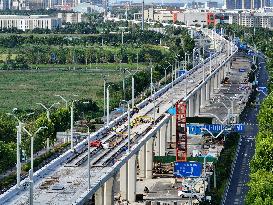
[70,97,78,150]
[175,54,180,79]
[121,100,131,153]
[101,74,109,121]
[167,61,174,88]
[23,126,47,205]
[125,68,138,108]
[215,95,236,124]
[55,95,68,109]
[6,111,34,188]
[35,101,55,150]
[106,85,110,127]
[209,52,212,75]
[150,65,153,96]
[36,102,60,121]
[84,124,91,190]
[163,64,171,85]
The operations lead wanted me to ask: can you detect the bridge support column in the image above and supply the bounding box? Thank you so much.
[210,76,214,95]
[138,146,146,178]
[200,85,206,108]
[171,115,176,143]
[145,138,153,179]
[128,155,136,203]
[159,124,167,156]
[188,97,194,117]
[120,163,128,200]
[215,73,219,90]
[206,81,210,102]
[219,68,223,84]
[95,186,104,205]
[195,90,200,116]
[166,118,171,143]
[104,177,114,205]
[154,132,160,156]
[213,74,217,91]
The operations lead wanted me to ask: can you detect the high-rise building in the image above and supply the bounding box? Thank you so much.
[224,0,236,9]
[225,0,271,9]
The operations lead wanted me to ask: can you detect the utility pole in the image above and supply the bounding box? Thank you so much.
[150,65,153,96]
[86,125,91,189]
[16,122,22,187]
[127,103,130,152]
[141,0,144,30]
[104,0,107,21]
[131,76,135,108]
[107,85,110,126]
[121,30,124,45]
[6,111,34,188]
[23,126,47,205]
[70,102,74,149]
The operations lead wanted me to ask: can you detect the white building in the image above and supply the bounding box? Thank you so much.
[57,12,83,23]
[144,8,174,23]
[228,11,273,28]
[0,15,62,31]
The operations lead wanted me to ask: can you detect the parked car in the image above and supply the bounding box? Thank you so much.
[178,190,204,201]
[90,140,102,148]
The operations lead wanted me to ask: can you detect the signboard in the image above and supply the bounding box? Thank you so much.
[167,107,176,115]
[239,68,246,72]
[239,43,247,50]
[187,124,245,135]
[233,124,245,132]
[177,70,187,77]
[173,161,202,178]
[256,87,267,93]
[115,107,124,113]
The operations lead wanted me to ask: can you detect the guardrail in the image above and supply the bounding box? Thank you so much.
[0,27,232,204]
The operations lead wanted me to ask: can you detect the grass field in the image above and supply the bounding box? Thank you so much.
[0,69,123,112]
[30,63,146,70]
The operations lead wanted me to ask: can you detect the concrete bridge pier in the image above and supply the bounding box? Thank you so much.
[170,115,176,143]
[159,123,167,156]
[138,146,146,178]
[200,84,206,108]
[120,163,128,200]
[119,155,137,203]
[205,81,210,104]
[210,75,215,96]
[104,177,114,205]
[165,119,171,144]
[154,123,167,156]
[95,186,104,205]
[214,73,219,91]
[95,177,115,205]
[128,155,137,203]
[194,90,200,116]
[145,137,154,179]
[220,67,224,83]
[154,132,160,156]
[188,97,194,117]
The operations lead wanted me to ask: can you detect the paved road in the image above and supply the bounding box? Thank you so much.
[223,56,267,205]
